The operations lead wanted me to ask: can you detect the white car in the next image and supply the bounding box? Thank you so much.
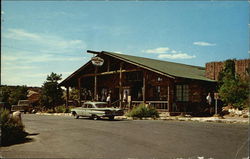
[71,102,124,120]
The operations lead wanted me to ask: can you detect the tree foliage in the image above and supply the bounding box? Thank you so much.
[40,72,64,109]
[218,59,249,109]
[0,86,12,103]
[69,88,79,102]
[9,86,28,105]
[0,85,28,105]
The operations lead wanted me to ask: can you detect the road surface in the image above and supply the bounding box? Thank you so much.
[0,114,249,159]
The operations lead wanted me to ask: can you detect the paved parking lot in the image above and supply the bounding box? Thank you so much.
[0,114,249,159]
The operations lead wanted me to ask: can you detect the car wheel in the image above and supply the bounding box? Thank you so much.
[92,115,98,120]
[75,115,79,119]
[109,116,115,120]
[72,112,79,119]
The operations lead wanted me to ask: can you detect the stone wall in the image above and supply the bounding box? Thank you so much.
[205,59,250,80]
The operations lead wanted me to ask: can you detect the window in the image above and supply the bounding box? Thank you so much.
[82,104,88,108]
[126,72,142,81]
[147,85,167,101]
[176,84,189,102]
[87,104,94,108]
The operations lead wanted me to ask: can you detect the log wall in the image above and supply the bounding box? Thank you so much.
[205,59,250,80]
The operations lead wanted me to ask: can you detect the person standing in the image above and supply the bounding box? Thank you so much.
[206,93,212,105]
[123,91,128,108]
[106,93,111,105]
[206,92,213,114]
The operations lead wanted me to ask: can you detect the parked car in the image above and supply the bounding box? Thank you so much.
[11,100,33,113]
[71,101,124,120]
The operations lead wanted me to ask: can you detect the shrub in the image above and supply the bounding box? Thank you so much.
[54,105,71,113]
[126,104,159,119]
[0,108,28,146]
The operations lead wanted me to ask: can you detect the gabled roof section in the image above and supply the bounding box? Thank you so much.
[101,51,215,82]
[60,50,215,86]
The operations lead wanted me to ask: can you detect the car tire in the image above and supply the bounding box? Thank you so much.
[109,116,115,120]
[72,112,79,119]
[92,115,98,120]
[75,115,79,119]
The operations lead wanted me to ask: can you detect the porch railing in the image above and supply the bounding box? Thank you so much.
[131,101,168,110]
[110,99,121,108]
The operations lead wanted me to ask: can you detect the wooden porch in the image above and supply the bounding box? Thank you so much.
[64,53,174,111]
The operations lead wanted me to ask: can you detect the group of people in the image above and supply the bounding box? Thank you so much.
[104,90,129,107]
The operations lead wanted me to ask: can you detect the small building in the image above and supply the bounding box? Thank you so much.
[59,50,216,114]
[27,90,40,106]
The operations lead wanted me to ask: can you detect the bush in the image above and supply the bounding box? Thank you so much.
[54,105,71,113]
[0,108,28,146]
[126,104,159,119]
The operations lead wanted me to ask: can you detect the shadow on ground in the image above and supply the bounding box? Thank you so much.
[1,133,39,147]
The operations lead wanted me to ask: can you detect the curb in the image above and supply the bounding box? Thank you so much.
[159,117,249,124]
[34,113,249,124]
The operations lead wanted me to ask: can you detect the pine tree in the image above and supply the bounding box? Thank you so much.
[218,60,248,109]
[40,72,63,110]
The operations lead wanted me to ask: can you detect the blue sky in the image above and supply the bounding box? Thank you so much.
[1,1,249,87]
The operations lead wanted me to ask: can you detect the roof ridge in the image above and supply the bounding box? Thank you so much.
[102,51,204,69]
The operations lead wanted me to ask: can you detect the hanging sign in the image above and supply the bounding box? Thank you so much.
[91,57,104,66]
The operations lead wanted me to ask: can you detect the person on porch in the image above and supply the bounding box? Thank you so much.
[123,91,128,108]
[106,93,111,105]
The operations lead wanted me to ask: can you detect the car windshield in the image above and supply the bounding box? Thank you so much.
[95,103,111,108]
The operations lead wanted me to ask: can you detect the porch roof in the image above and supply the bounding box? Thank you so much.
[60,50,215,86]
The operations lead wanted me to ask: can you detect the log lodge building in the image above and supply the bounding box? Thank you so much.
[59,50,217,114]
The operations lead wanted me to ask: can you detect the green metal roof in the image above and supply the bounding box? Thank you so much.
[102,51,215,82]
[60,50,215,86]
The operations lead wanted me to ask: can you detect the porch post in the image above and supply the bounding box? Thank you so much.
[107,57,110,72]
[94,66,98,101]
[66,86,69,107]
[168,80,174,112]
[78,78,82,106]
[119,62,123,108]
[143,71,146,103]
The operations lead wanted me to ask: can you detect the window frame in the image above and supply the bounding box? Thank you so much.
[175,84,189,102]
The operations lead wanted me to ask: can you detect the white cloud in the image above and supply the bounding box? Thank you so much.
[1,11,4,15]
[171,50,177,54]
[4,65,37,70]
[114,51,124,54]
[2,28,87,86]
[5,28,41,40]
[143,47,170,54]
[2,53,83,63]
[193,41,216,46]
[26,73,49,78]
[143,46,196,60]
[158,53,196,59]
[3,28,86,53]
